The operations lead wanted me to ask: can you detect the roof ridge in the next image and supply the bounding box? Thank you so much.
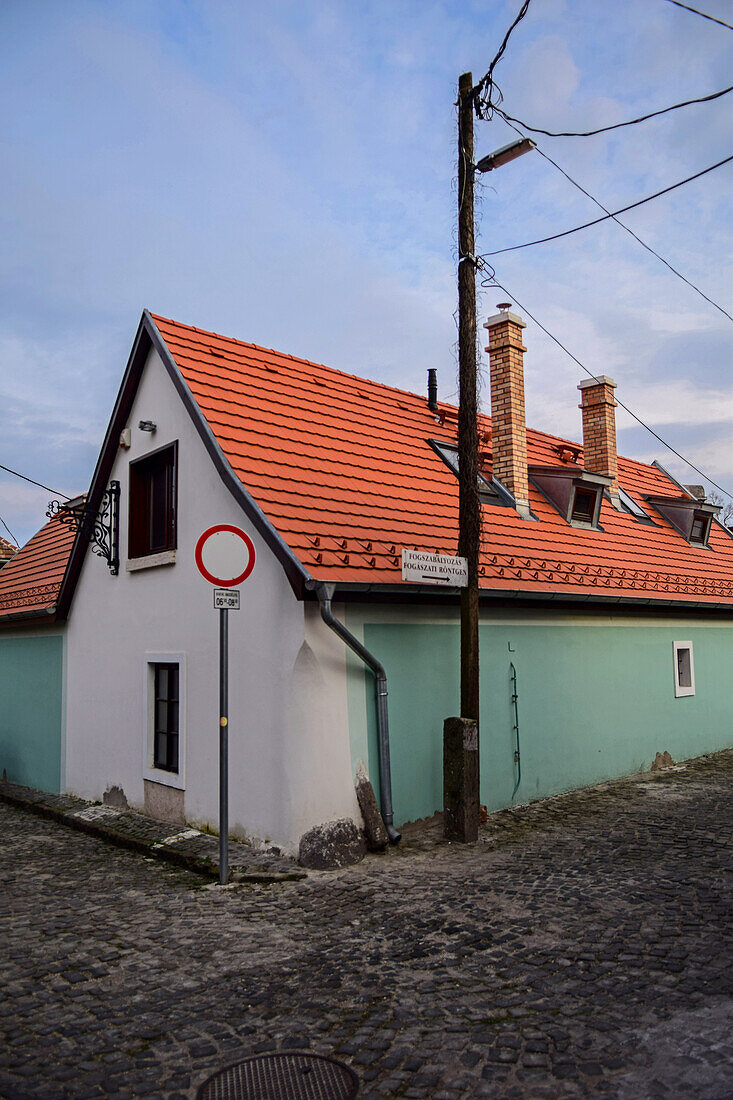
[154,313,667,476]
[152,313,452,409]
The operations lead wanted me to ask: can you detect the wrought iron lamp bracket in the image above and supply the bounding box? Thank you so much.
[47,481,120,575]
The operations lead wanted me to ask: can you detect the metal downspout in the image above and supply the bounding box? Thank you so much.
[315,583,401,843]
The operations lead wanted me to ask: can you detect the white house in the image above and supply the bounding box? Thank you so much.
[3,308,731,856]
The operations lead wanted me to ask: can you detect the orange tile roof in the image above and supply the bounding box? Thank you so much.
[152,314,733,606]
[0,536,18,565]
[0,516,75,622]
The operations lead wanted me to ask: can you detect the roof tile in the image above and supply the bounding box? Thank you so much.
[152,314,733,605]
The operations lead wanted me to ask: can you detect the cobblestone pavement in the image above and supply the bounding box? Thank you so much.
[1,751,731,1099]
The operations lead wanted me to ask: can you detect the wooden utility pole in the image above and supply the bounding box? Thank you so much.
[442,70,481,844]
[457,72,480,726]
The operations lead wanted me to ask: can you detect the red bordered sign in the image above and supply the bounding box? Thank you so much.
[194,524,256,588]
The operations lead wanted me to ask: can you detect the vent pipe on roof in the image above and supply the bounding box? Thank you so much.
[315,583,401,844]
[427,369,438,412]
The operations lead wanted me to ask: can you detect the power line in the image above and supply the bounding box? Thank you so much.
[664,0,733,30]
[478,267,733,499]
[491,83,733,137]
[480,154,733,261]
[0,462,70,499]
[0,514,19,549]
[497,117,733,322]
[473,1,534,119]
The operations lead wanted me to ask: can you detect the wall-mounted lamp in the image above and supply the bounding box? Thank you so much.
[138,420,157,433]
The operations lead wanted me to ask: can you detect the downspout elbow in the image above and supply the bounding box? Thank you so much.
[316,583,401,844]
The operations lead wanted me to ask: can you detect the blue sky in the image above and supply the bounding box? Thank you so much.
[1,0,731,547]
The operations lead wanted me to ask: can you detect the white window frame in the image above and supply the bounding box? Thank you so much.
[142,652,186,789]
[673,641,695,698]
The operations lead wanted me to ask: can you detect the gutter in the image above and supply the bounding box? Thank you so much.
[304,582,733,613]
[314,583,401,844]
[0,605,57,628]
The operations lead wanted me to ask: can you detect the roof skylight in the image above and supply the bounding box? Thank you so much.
[618,487,649,520]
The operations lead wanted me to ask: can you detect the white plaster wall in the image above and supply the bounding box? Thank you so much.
[65,347,358,853]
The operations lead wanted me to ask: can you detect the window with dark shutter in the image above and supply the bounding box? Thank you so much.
[570,487,598,524]
[689,514,710,544]
[129,444,177,558]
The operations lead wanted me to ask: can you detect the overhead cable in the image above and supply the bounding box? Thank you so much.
[472,0,534,119]
[477,267,733,499]
[480,154,733,260]
[0,514,19,549]
[0,462,70,499]
[491,83,733,137]
[664,0,733,30]
[497,118,733,322]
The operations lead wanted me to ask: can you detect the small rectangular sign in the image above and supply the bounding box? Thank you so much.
[214,589,240,610]
[401,549,468,587]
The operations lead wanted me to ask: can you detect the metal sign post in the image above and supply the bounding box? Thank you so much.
[219,601,229,883]
[195,526,255,885]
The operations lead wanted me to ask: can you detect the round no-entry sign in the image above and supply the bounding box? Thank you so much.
[195,524,255,587]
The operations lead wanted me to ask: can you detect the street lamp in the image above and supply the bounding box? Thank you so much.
[475,137,536,174]
[449,72,535,844]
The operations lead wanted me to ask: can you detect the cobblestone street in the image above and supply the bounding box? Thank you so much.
[1,752,731,1099]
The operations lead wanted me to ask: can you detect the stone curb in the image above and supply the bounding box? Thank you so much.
[0,782,306,885]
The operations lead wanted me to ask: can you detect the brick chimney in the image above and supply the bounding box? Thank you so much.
[484,304,530,516]
[577,376,620,504]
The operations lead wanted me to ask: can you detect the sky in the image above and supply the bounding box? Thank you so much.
[1,0,732,548]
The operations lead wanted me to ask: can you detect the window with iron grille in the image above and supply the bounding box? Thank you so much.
[129,443,177,558]
[153,663,179,772]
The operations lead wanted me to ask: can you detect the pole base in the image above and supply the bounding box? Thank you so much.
[443,716,479,842]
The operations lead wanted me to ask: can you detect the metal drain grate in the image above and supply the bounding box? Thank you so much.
[196,1051,359,1100]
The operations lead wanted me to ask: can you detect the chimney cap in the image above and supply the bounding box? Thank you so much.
[577,375,616,390]
[484,308,526,330]
[496,301,512,310]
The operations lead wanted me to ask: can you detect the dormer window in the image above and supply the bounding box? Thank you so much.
[570,487,598,524]
[529,465,610,529]
[690,513,711,545]
[644,494,719,548]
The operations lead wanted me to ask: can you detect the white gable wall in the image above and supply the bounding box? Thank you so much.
[65,347,359,853]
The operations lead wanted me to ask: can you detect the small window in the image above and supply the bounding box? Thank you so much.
[153,663,179,772]
[673,641,695,698]
[570,486,598,524]
[689,513,710,545]
[430,441,501,501]
[129,443,177,558]
[619,487,649,520]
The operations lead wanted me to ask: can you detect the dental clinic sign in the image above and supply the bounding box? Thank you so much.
[401,549,468,587]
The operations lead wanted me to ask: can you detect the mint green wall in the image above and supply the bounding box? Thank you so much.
[0,633,64,793]
[359,618,732,827]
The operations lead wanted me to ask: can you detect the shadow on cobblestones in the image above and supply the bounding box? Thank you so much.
[1,750,731,1098]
